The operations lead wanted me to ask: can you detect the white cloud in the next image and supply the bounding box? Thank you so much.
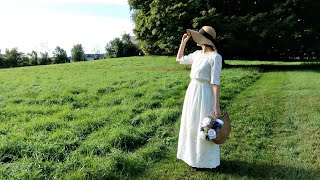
[0,0,133,55]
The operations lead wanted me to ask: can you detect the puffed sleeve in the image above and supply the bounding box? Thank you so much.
[210,54,222,85]
[179,51,197,64]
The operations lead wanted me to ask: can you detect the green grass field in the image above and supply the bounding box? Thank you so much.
[0,57,319,179]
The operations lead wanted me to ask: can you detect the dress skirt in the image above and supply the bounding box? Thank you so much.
[177,79,220,168]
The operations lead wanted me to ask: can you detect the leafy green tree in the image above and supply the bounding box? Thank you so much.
[0,49,30,68]
[106,37,123,58]
[0,50,4,68]
[129,0,319,59]
[71,44,86,62]
[52,46,69,64]
[129,0,192,55]
[28,50,38,66]
[122,33,140,56]
[18,53,30,67]
[3,48,22,67]
[38,52,51,65]
[105,33,140,58]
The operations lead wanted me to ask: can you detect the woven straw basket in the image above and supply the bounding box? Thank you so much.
[213,112,231,144]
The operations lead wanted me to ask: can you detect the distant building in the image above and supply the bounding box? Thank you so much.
[85,54,105,60]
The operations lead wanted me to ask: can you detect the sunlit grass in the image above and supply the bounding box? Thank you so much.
[138,64,320,180]
[3,58,318,179]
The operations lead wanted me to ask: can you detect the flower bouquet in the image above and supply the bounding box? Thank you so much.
[199,115,224,141]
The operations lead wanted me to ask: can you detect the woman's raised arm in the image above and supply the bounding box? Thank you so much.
[176,33,190,61]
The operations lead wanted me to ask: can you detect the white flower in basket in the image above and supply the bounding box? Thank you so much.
[199,115,224,141]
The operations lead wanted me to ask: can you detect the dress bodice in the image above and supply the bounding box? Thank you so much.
[179,50,222,85]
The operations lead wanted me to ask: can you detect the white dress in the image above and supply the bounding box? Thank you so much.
[177,50,222,168]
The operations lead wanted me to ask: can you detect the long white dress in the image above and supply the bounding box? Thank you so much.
[177,50,222,168]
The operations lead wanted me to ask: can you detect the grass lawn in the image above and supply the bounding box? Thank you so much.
[0,57,260,179]
[139,63,320,180]
[0,57,319,179]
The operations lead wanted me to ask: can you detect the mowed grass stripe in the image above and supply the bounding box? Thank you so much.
[226,71,320,180]
[232,69,320,180]
[268,71,320,178]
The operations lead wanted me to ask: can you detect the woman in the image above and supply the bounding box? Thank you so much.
[176,26,222,169]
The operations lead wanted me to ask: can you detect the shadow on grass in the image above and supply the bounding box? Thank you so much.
[215,159,320,179]
[224,62,320,72]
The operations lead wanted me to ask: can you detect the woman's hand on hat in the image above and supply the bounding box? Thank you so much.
[181,33,190,44]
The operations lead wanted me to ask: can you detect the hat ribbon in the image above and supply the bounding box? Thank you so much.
[199,28,217,45]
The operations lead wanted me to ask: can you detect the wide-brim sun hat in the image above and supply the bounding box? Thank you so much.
[187,26,217,50]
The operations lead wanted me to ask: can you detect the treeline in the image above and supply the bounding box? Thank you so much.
[0,47,68,68]
[0,44,88,68]
[129,0,320,60]
[0,33,140,69]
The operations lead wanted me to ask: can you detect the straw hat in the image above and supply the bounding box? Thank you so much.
[187,26,217,49]
[213,112,231,144]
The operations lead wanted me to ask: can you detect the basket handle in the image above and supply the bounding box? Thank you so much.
[210,111,229,119]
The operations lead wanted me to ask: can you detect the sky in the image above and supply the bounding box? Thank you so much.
[0,0,133,56]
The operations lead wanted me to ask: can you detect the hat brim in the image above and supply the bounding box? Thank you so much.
[213,112,231,144]
[187,29,215,47]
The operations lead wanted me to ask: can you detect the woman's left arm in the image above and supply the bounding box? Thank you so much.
[212,85,221,117]
[210,54,222,117]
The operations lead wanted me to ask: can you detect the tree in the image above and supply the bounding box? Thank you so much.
[105,37,123,58]
[71,44,86,62]
[38,52,51,65]
[0,50,4,68]
[3,48,22,67]
[0,49,31,68]
[28,50,38,66]
[128,0,197,55]
[18,53,30,67]
[105,33,140,58]
[122,33,140,56]
[129,0,320,60]
[52,46,69,64]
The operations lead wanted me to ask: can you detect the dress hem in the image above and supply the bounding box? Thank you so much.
[177,157,220,169]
